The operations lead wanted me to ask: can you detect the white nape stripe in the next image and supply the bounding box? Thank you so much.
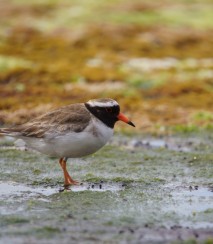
[87,100,118,107]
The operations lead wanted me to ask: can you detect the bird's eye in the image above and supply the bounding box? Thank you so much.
[106,108,112,113]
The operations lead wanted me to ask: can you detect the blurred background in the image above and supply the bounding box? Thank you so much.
[0,0,212,133]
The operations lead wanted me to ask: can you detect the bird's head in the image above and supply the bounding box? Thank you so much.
[85,98,135,128]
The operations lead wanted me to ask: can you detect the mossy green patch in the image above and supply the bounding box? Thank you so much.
[204,239,213,244]
[0,55,32,72]
[34,226,61,238]
[0,216,29,227]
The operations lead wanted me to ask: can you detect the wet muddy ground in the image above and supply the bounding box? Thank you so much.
[0,133,213,243]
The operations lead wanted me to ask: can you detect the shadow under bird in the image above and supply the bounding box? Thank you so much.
[0,98,135,188]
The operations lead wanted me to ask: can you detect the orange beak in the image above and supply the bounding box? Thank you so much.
[117,113,135,127]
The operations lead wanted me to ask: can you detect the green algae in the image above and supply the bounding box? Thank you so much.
[0,216,29,227]
[34,226,61,238]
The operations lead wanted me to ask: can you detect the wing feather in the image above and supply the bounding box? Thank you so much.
[0,103,91,138]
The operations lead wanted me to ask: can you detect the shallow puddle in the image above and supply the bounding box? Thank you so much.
[71,182,124,192]
[0,181,57,198]
[114,137,195,152]
[0,181,124,198]
[165,186,213,228]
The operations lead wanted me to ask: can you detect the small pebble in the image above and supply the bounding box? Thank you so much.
[67,214,74,219]
[119,230,125,234]
[171,225,182,230]
[194,231,199,238]
[128,227,134,233]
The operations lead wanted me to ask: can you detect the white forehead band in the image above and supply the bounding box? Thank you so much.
[88,100,118,107]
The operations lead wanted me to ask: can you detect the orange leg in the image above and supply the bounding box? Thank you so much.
[59,158,79,187]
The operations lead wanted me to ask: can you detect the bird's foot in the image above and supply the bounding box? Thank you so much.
[69,179,79,185]
[59,186,71,192]
[66,175,79,186]
[59,180,79,192]
[63,179,79,188]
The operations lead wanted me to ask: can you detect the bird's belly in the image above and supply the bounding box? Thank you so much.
[53,121,113,158]
[53,132,107,157]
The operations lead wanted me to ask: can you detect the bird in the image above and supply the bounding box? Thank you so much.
[0,98,135,188]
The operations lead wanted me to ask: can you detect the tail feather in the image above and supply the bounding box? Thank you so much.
[0,128,21,137]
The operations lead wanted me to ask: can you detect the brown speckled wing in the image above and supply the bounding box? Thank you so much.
[2,103,91,138]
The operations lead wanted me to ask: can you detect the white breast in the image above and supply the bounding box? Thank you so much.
[24,117,113,158]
